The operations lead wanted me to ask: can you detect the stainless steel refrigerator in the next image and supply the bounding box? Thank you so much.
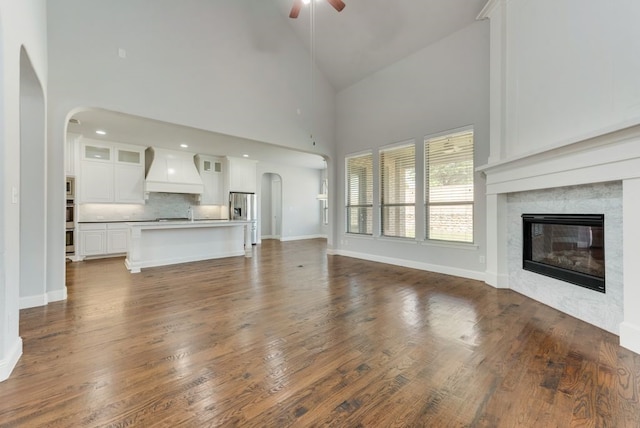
[229,192,257,244]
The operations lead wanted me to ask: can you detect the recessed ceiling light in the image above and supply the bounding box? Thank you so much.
[242,154,249,158]
[95,130,107,135]
[180,143,188,148]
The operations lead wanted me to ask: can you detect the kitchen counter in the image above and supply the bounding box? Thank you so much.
[124,220,252,273]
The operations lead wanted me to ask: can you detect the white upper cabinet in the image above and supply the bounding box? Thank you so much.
[226,156,257,193]
[196,154,225,205]
[79,139,145,204]
[80,161,114,203]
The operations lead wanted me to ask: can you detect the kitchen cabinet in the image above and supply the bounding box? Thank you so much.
[196,154,224,205]
[78,223,107,256]
[107,224,129,254]
[80,161,114,203]
[78,140,145,204]
[78,222,130,258]
[115,163,145,203]
[226,156,257,193]
[65,133,80,176]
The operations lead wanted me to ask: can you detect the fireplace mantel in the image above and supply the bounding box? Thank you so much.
[480,123,640,354]
[478,123,640,195]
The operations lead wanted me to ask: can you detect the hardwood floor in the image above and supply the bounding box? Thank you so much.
[1,239,639,427]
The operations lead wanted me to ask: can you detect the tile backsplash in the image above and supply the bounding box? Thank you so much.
[78,192,228,222]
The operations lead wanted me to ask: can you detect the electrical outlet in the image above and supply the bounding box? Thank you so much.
[479,255,485,264]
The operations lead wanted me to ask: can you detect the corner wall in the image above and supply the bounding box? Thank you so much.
[333,21,490,279]
[0,0,48,381]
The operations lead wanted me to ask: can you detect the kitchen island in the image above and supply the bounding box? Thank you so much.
[125,220,252,273]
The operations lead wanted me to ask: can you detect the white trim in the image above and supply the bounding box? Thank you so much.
[620,322,640,355]
[19,294,47,309]
[424,124,475,142]
[477,0,501,20]
[484,271,509,289]
[280,234,326,242]
[334,249,486,282]
[379,138,415,153]
[344,149,373,159]
[48,287,68,303]
[0,337,23,382]
[343,233,479,251]
[419,239,479,251]
[375,236,419,245]
[19,287,68,309]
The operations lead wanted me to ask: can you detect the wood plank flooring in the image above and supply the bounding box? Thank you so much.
[1,238,640,426]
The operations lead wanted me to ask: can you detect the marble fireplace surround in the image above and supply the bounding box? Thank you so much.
[479,123,640,354]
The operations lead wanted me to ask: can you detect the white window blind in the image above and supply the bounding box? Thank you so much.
[346,153,373,234]
[425,130,474,243]
[380,144,415,238]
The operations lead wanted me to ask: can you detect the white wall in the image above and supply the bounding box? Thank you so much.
[499,0,640,159]
[480,0,640,352]
[257,162,324,241]
[47,0,335,155]
[332,21,489,279]
[0,0,48,381]
[19,47,47,309]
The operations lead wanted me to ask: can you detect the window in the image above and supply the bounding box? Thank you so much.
[425,130,474,243]
[380,143,415,238]
[346,153,373,234]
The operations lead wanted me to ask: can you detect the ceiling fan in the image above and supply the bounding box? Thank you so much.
[289,0,346,18]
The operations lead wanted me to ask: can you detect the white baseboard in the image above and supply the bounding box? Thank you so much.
[280,234,327,242]
[19,294,47,309]
[19,287,68,309]
[334,249,486,282]
[484,271,510,289]
[620,321,640,354]
[0,337,22,382]
[48,287,68,303]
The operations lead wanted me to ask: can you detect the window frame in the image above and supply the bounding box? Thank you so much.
[345,151,374,235]
[379,140,416,239]
[424,128,474,244]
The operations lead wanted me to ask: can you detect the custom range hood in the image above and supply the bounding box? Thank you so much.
[144,147,204,194]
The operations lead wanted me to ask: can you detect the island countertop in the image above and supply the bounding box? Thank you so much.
[126,219,250,229]
[125,220,252,273]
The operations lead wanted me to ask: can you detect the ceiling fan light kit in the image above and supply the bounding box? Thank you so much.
[289,0,345,18]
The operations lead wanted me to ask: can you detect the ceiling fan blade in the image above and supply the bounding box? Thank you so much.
[289,0,303,18]
[326,0,346,12]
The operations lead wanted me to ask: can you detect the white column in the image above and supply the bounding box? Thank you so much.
[485,193,509,288]
[620,178,640,353]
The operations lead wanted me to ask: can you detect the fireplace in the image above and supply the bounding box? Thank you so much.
[522,214,605,293]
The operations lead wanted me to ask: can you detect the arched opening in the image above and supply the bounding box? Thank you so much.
[260,173,282,241]
[19,47,46,308]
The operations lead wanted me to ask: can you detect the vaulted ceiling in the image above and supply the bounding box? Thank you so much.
[274,0,487,90]
[67,0,488,168]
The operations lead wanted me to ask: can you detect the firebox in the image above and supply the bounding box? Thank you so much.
[522,214,605,293]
